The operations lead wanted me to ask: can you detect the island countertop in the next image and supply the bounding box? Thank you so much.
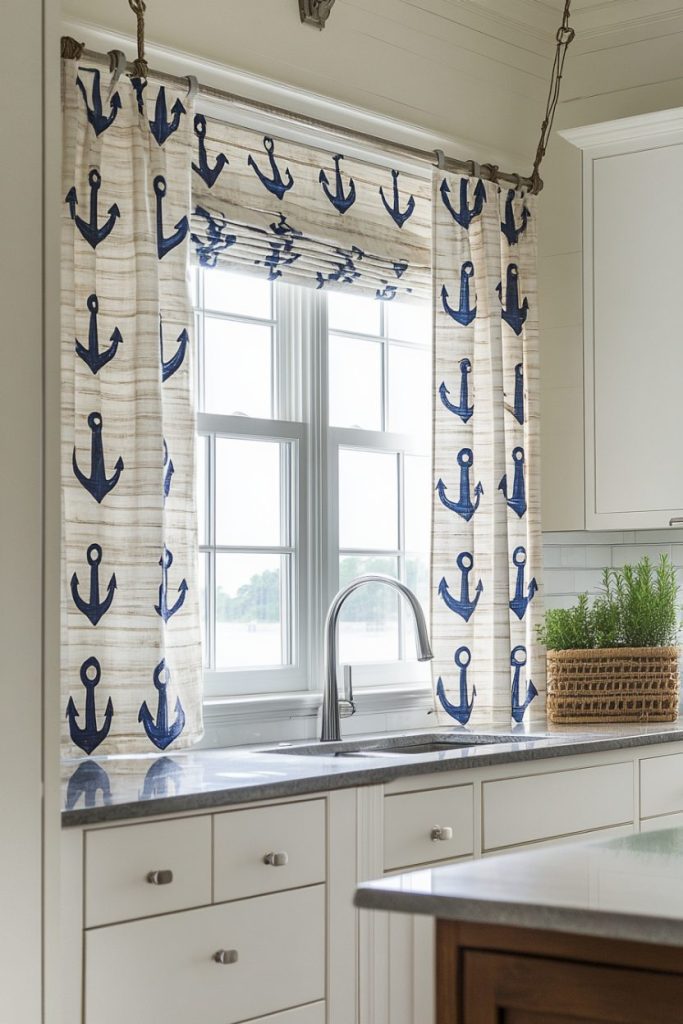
[61,720,683,826]
[355,826,683,949]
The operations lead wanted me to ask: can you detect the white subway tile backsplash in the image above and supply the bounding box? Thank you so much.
[612,545,672,566]
[573,569,606,593]
[543,569,576,594]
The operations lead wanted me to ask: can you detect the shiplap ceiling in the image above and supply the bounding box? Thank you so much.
[456,0,683,41]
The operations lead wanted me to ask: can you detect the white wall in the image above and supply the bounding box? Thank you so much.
[538,16,683,531]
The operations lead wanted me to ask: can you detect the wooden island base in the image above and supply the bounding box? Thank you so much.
[436,921,683,1023]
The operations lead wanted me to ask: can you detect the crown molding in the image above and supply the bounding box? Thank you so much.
[561,105,683,151]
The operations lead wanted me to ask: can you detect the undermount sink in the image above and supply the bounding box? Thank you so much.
[265,731,548,758]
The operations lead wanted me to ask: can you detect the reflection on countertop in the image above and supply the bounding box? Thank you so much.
[61,720,683,826]
[355,825,683,948]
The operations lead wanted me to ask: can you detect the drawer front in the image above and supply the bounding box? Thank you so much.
[641,811,683,833]
[214,799,326,903]
[483,762,633,851]
[384,785,474,871]
[85,816,211,928]
[641,752,683,819]
[249,1005,325,1024]
[85,885,325,1024]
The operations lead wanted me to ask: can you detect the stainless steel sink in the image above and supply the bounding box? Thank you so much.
[264,731,548,758]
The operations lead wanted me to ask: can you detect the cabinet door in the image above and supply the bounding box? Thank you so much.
[585,140,683,529]
[461,951,683,1023]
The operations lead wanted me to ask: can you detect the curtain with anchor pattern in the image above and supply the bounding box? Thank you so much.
[61,61,203,755]
[431,172,545,728]
[189,116,431,301]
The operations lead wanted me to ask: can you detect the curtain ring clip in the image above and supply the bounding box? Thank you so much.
[186,75,199,102]
[433,149,446,171]
[107,50,127,98]
[467,159,481,179]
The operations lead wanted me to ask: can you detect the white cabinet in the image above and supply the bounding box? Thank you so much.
[564,113,683,529]
[384,784,473,871]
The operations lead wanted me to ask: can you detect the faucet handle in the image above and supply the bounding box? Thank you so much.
[340,665,356,718]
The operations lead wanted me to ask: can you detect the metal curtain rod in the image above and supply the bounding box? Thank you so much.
[63,41,536,191]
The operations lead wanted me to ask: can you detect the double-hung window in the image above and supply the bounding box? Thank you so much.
[194,265,432,704]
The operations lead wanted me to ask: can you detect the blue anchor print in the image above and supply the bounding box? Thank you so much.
[376,283,398,301]
[436,648,476,725]
[192,114,229,187]
[149,86,185,146]
[70,543,117,626]
[75,294,123,374]
[248,136,294,200]
[496,263,529,336]
[510,645,538,724]
[65,760,112,810]
[191,206,237,268]
[76,68,122,136]
[509,546,538,621]
[501,189,530,245]
[163,440,174,503]
[153,175,189,259]
[72,412,124,504]
[393,260,408,279]
[130,76,147,114]
[160,317,189,382]
[138,660,186,750]
[270,213,303,238]
[319,154,356,214]
[439,357,474,422]
[436,448,483,522]
[440,177,486,230]
[316,245,364,290]
[154,546,188,622]
[66,169,120,249]
[513,362,524,425]
[438,552,483,622]
[258,239,301,281]
[441,262,476,326]
[498,446,527,518]
[140,756,185,799]
[66,656,114,755]
[379,169,416,228]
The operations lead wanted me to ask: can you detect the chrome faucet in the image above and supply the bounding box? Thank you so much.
[320,575,434,743]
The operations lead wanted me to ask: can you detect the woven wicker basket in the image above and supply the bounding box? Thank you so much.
[546,646,680,724]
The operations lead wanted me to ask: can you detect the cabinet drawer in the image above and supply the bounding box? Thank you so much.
[85,815,211,927]
[384,785,474,871]
[85,885,325,1024]
[483,762,633,851]
[248,1005,325,1024]
[214,799,326,903]
[641,752,683,819]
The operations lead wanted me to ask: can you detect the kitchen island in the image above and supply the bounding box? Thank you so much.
[356,827,683,1023]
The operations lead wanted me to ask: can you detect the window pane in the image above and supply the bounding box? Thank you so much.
[215,438,284,547]
[338,555,400,663]
[215,553,286,669]
[197,435,208,547]
[404,455,431,552]
[403,554,430,664]
[199,552,209,668]
[329,334,383,430]
[203,318,272,418]
[328,291,381,335]
[386,301,431,343]
[204,268,272,319]
[388,343,431,436]
[339,449,398,550]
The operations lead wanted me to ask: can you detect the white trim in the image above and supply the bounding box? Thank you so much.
[561,108,683,154]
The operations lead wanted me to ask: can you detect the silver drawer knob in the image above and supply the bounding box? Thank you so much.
[213,949,239,965]
[263,851,289,867]
[146,869,173,885]
[430,826,453,842]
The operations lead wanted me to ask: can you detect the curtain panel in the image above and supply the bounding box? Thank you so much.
[61,62,203,755]
[190,115,431,301]
[430,173,545,728]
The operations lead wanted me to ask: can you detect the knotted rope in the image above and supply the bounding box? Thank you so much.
[128,0,148,78]
[529,0,575,194]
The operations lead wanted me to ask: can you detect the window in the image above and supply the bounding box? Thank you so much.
[194,267,431,700]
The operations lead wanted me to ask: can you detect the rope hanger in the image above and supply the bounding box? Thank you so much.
[60,0,575,194]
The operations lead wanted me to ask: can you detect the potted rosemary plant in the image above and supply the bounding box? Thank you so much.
[538,555,681,724]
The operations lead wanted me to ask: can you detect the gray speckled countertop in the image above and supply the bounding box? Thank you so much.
[61,721,683,826]
[355,826,683,948]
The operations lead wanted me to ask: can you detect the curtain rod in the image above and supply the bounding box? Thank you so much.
[65,42,537,192]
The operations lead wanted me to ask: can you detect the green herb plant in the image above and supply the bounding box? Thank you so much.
[537,555,681,652]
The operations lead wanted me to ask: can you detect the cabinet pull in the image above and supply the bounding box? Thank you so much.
[146,869,173,885]
[213,949,239,965]
[263,851,289,867]
[430,826,453,842]
[669,518,683,527]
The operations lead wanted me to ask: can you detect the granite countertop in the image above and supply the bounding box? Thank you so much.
[61,721,683,826]
[355,826,683,948]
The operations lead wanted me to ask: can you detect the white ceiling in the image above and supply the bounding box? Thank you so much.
[458,0,683,40]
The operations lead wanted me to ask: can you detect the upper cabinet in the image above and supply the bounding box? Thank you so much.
[564,112,683,530]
